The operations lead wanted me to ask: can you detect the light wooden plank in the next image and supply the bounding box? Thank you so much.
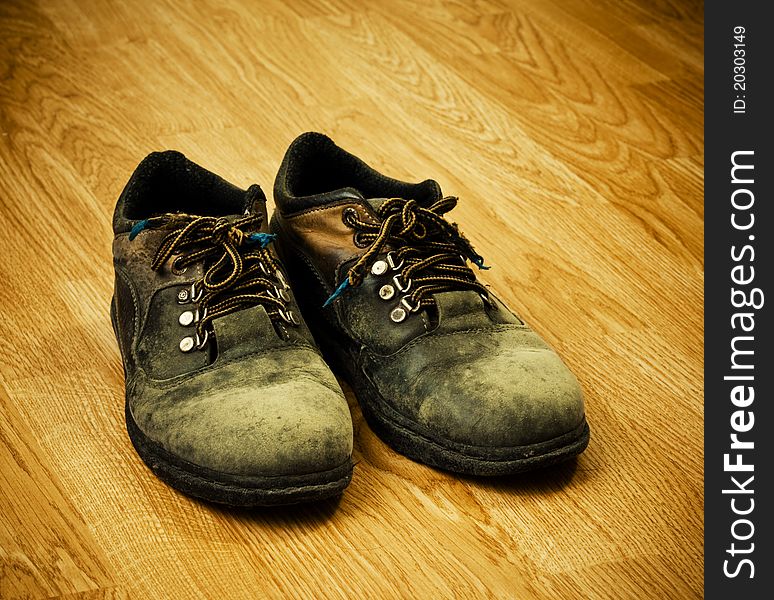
[0,0,703,597]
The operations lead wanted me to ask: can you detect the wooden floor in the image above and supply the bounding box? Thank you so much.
[0,0,703,598]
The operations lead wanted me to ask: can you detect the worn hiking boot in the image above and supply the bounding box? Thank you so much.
[111,151,353,505]
[270,133,589,476]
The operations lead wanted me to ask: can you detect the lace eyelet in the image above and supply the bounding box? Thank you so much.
[278,308,300,326]
[370,260,389,276]
[386,251,404,271]
[389,296,421,324]
[178,310,195,327]
[179,336,195,352]
[342,207,359,226]
[390,306,407,323]
[275,269,289,290]
[171,257,188,275]
[273,285,291,302]
[393,274,411,293]
[401,296,420,313]
[179,330,208,352]
[195,329,209,350]
[378,284,395,300]
[190,282,203,303]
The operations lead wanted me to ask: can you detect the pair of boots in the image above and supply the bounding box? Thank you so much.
[111,132,590,506]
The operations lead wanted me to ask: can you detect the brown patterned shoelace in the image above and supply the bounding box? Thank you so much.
[130,213,296,345]
[324,197,490,309]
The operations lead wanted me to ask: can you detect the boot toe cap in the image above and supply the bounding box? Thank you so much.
[136,373,353,478]
[416,348,585,449]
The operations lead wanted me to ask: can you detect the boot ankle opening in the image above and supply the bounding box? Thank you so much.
[122,151,250,220]
[276,132,441,212]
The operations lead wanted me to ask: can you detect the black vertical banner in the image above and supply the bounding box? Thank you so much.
[705,3,773,598]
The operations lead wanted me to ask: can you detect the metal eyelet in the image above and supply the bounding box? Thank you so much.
[179,310,195,327]
[379,284,395,300]
[180,322,210,353]
[401,296,421,313]
[386,251,404,271]
[393,274,411,293]
[276,269,289,290]
[371,260,388,276]
[171,257,188,275]
[278,308,299,325]
[195,329,209,350]
[190,282,203,303]
[390,295,420,323]
[273,286,291,302]
[390,306,407,323]
[342,206,359,225]
[177,288,190,304]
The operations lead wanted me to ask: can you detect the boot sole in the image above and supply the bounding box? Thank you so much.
[320,337,590,476]
[125,403,353,506]
[112,300,353,506]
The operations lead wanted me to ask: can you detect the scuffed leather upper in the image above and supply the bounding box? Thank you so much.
[112,152,353,477]
[271,136,585,450]
[361,293,584,448]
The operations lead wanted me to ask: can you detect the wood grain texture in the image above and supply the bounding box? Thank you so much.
[0,0,703,597]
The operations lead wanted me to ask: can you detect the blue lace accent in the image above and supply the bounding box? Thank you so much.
[128,219,149,241]
[472,255,490,270]
[323,278,351,307]
[247,232,277,248]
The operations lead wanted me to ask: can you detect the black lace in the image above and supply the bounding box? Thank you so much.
[130,213,295,341]
[325,197,490,308]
